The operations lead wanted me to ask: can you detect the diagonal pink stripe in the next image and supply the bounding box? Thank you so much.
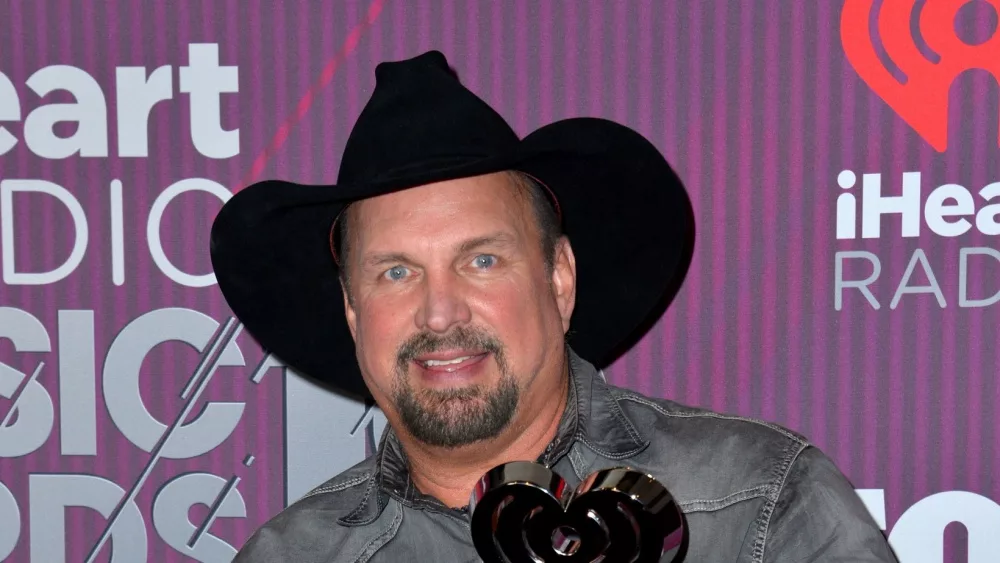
[240,0,387,188]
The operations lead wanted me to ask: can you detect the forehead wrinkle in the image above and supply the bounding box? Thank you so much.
[456,232,518,254]
[350,173,535,266]
[361,252,413,270]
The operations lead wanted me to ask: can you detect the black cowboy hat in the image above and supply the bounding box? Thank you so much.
[210,51,693,399]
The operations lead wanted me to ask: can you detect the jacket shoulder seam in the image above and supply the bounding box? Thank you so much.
[679,484,772,513]
[354,501,404,563]
[300,472,371,501]
[252,471,372,529]
[753,441,809,563]
[614,392,808,445]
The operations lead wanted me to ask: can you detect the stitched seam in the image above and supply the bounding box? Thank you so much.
[679,484,771,513]
[538,362,581,467]
[608,392,643,444]
[343,476,378,523]
[258,471,372,527]
[355,502,404,563]
[567,445,588,480]
[753,441,808,563]
[300,473,370,500]
[379,443,389,492]
[578,434,646,460]
[616,393,807,444]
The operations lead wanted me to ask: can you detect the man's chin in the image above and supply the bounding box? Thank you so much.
[415,388,488,409]
[402,423,492,449]
[393,373,520,448]
[398,399,516,448]
[413,397,494,430]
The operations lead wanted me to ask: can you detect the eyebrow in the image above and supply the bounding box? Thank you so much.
[360,232,518,270]
[362,252,411,270]
[457,232,517,254]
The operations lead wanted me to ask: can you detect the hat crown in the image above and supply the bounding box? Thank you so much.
[338,51,520,184]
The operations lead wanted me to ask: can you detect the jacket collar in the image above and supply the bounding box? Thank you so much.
[338,348,649,525]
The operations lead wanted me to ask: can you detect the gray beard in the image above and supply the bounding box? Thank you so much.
[391,326,520,448]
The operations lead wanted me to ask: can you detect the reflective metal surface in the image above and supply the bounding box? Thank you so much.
[470,461,685,563]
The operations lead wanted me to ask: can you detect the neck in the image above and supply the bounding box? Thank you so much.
[400,360,571,509]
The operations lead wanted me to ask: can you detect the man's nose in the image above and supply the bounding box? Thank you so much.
[413,271,472,333]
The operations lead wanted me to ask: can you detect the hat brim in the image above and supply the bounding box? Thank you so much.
[210,117,694,399]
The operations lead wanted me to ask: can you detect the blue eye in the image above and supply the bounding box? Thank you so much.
[384,266,409,281]
[473,254,497,269]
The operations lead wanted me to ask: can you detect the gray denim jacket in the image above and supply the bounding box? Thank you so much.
[235,352,898,562]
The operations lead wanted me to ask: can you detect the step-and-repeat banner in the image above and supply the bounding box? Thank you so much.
[1,1,998,561]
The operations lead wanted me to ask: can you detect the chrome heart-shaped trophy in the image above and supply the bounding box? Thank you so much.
[469,461,684,562]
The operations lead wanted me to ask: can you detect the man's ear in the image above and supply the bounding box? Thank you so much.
[342,279,358,341]
[550,237,577,333]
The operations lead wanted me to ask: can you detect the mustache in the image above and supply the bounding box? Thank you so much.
[395,326,505,371]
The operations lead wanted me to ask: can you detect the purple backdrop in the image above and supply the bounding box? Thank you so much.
[0,1,998,561]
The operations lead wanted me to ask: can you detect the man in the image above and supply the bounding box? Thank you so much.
[211,51,897,562]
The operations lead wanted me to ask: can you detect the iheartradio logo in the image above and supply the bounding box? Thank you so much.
[841,0,1000,151]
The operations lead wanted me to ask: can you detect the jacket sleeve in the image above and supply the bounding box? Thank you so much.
[760,445,899,562]
[232,527,290,563]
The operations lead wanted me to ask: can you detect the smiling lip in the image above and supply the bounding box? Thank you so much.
[414,350,489,371]
[412,351,490,381]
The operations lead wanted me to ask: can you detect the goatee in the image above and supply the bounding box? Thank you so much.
[392,326,519,448]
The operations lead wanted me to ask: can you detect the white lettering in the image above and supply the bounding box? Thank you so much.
[0,307,54,457]
[959,247,1000,308]
[1,179,88,285]
[890,491,1000,563]
[890,249,946,309]
[0,480,20,560]
[840,172,1000,240]
[862,172,921,239]
[285,364,387,502]
[29,474,146,563]
[0,43,238,159]
[102,308,245,459]
[115,65,173,157]
[110,179,125,285]
[23,65,108,158]
[153,473,247,562]
[834,250,881,310]
[856,489,887,529]
[179,44,240,159]
[0,72,20,156]
[836,170,858,240]
[147,178,232,287]
[57,310,97,455]
[977,182,1000,235]
[925,183,975,237]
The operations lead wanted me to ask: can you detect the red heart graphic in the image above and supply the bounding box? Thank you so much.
[840,0,1000,151]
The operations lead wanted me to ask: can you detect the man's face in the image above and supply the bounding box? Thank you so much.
[342,172,576,448]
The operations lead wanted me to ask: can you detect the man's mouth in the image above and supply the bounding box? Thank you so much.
[414,351,489,373]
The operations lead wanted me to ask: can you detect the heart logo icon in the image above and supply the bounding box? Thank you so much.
[469,461,684,563]
[840,0,1000,152]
